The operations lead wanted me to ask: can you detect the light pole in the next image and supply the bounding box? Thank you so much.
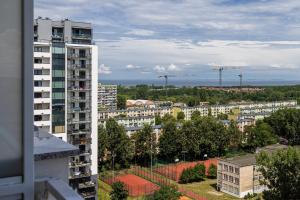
[182,150,187,162]
[112,152,116,181]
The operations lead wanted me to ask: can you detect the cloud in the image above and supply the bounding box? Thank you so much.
[153,64,181,74]
[153,65,166,73]
[126,64,142,69]
[99,64,112,74]
[126,29,155,36]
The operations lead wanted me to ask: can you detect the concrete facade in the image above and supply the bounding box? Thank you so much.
[33,18,98,199]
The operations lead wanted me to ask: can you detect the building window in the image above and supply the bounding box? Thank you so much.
[234,177,239,185]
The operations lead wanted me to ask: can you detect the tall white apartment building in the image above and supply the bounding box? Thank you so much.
[98,84,117,110]
[33,17,98,200]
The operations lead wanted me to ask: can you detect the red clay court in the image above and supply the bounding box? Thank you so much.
[154,158,218,182]
[114,174,160,197]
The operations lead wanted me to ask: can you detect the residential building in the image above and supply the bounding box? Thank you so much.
[126,99,155,109]
[98,84,117,110]
[217,144,287,198]
[33,17,98,199]
[99,116,155,130]
[98,107,172,120]
[182,106,209,120]
[0,2,83,198]
[125,125,162,138]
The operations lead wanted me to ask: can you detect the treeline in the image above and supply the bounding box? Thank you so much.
[117,84,300,107]
[98,108,300,171]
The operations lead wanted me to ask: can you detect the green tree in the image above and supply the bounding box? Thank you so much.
[191,110,201,120]
[98,125,108,171]
[242,121,277,152]
[217,113,228,120]
[158,120,180,162]
[256,147,300,200]
[155,114,162,125]
[147,185,181,200]
[264,109,300,145]
[106,118,134,169]
[177,111,185,121]
[117,95,127,110]
[110,182,128,200]
[208,164,217,178]
[227,120,242,149]
[133,124,157,166]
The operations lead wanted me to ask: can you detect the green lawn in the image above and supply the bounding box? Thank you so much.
[98,180,147,200]
[179,179,239,200]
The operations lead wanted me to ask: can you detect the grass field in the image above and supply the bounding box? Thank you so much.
[179,179,239,200]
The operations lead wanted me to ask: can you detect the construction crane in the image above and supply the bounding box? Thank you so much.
[212,66,242,87]
[238,73,243,88]
[158,75,175,96]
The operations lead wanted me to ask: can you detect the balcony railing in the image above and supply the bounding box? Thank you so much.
[68,53,91,59]
[81,191,96,198]
[67,75,91,81]
[68,64,92,70]
[69,171,91,179]
[70,160,91,168]
[68,86,91,91]
[71,137,92,145]
[78,181,95,189]
[72,33,92,39]
[68,107,91,113]
[67,129,91,135]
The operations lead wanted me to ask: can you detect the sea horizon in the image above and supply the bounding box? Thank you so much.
[99,79,300,87]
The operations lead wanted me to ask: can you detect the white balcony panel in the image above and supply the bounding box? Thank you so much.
[34,98,51,104]
[34,120,51,127]
[34,63,51,69]
[34,87,51,92]
[34,52,51,58]
[34,109,51,115]
[34,75,51,81]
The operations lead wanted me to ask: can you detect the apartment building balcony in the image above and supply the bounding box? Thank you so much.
[79,149,91,155]
[34,97,51,104]
[34,86,51,93]
[67,75,91,81]
[68,64,91,70]
[68,129,91,135]
[68,86,91,91]
[34,51,51,58]
[34,109,51,115]
[68,107,91,113]
[69,160,91,168]
[72,33,92,40]
[34,74,51,81]
[34,120,51,127]
[78,181,95,189]
[52,33,64,39]
[68,53,91,59]
[81,191,96,199]
[34,63,51,69]
[71,137,92,145]
[67,118,91,124]
[69,171,91,180]
[69,96,91,103]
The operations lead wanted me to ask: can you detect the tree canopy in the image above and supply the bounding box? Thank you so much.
[256,147,300,200]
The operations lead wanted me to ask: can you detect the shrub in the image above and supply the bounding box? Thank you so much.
[179,163,206,183]
[110,181,128,200]
[147,185,181,200]
[208,164,217,178]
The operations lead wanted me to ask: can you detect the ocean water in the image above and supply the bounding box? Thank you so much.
[99,79,300,87]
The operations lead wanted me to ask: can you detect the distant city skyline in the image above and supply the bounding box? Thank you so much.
[35,0,300,81]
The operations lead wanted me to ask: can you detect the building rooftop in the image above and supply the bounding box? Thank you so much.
[34,127,79,161]
[220,144,288,167]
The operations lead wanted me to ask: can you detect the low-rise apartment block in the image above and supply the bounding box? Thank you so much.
[98,107,172,120]
[98,84,117,110]
[217,144,287,198]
